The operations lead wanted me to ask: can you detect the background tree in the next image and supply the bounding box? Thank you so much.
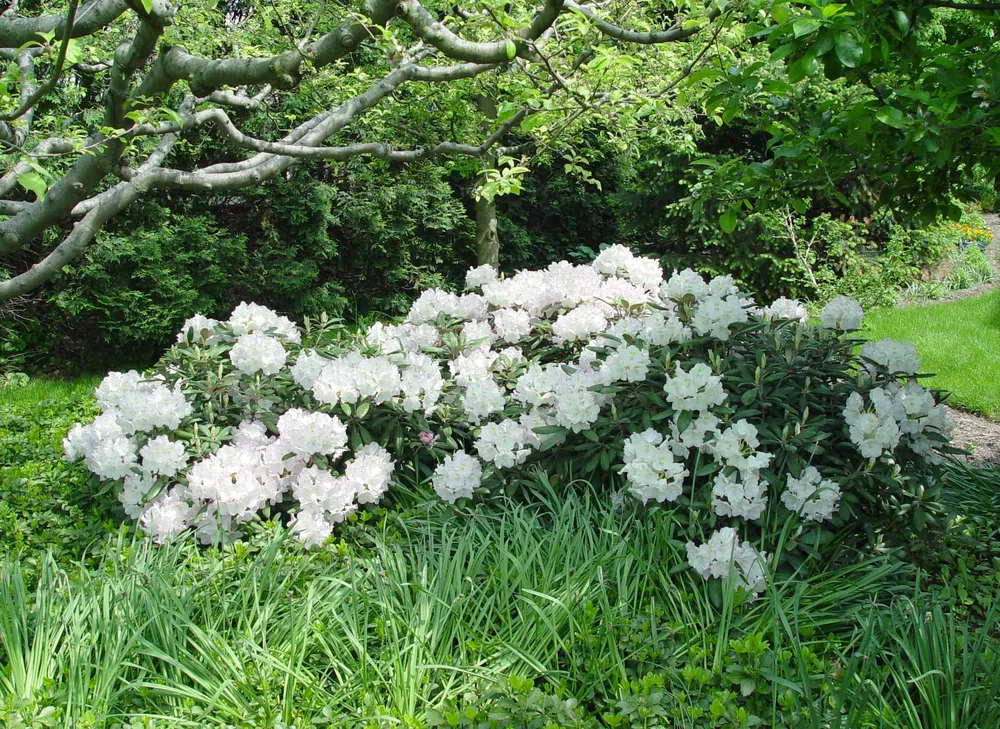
[0,0,727,299]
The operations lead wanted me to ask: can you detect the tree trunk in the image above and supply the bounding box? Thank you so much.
[475,193,499,267]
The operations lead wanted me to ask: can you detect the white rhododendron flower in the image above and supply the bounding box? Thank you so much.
[140,489,196,544]
[492,308,532,344]
[228,302,301,343]
[185,444,284,522]
[599,345,650,385]
[230,332,287,375]
[95,371,192,434]
[686,528,766,594]
[433,451,482,503]
[276,408,348,459]
[177,314,222,344]
[782,467,841,522]
[292,466,357,522]
[465,264,498,289]
[661,268,710,302]
[399,351,444,415]
[691,294,747,340]
[66,249,955,592]
[475,419,532,468]
[140,436,188,477]
[860,338,921,376]
[763,297,808,323]
[290,507,334,548]
[621,429,688,503]
[461,378,507,423]
[345,443,395,504]
[664,362,726,413]
[312,353,401,405]
[290,349,328,390]
[552,303,608,344]
[711,470,768,520]
[670,411,721,455]
[819,295,863,331]
[641,312,690,347]
[232,420,272,449]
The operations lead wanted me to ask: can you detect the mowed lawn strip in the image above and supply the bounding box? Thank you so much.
[863,289,1000,420]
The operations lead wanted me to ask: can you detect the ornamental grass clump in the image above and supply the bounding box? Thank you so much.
[64,247,955,591]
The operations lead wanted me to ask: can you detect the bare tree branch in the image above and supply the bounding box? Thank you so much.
[0,0,127,49]
[0,0,79,123]
[563,1,720,44]
[0,0,726,300]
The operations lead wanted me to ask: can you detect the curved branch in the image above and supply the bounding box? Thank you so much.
[128,100,529,163]
[0,0,79,123]
[0,179,142,299]
[397,0,564,63]
[136,0,398,98]
[0,7,169,256]
[0,0,127,49]
[564,1,720,44]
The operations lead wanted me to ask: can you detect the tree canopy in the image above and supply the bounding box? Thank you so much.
[0,0,729,300]
[0,0,997,303]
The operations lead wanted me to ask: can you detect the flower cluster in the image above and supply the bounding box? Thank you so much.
[66,245,953,593]
[844,340,952,459]
[781,467,841,522]
[686,528,767,594]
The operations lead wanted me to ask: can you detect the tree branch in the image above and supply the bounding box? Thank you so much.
[397,0,564,63]
[563,1,719,44]
[0,0,79,122]
[0,0,127,49]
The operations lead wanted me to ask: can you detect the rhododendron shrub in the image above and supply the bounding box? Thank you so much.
[64,250,955,592]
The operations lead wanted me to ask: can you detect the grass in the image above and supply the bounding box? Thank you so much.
[0,375,100,408]
[863,288,1000,419]
[0,494,997,728]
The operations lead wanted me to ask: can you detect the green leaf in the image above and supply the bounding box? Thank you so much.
[893,10,910,36]
[834,33,862,68]
[770,3,791,24]
[141,0,153,12]
[720,206,738,234]
[519,114,546,132]
[792,18,822,38]
[17,172,46,200]
[505,40,517,61]
[875,106,906,129]
[64,39,83,65]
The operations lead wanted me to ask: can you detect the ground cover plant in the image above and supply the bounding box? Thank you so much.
[863,289,1000,419]
[0,376,113,564]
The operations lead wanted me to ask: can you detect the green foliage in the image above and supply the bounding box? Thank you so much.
[12,204,246,369]
[323,161,475,316]
[0,378,116,565]
[2,493,997,728]
[945,245,993,290]
[6,163,474,371]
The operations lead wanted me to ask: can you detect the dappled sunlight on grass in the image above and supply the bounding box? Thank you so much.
[864,289,1000,419]
[0,376,99,409]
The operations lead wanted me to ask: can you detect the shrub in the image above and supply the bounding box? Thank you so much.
[62,248,956,591]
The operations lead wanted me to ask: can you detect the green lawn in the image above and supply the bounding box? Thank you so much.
[863,289,1000,420]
